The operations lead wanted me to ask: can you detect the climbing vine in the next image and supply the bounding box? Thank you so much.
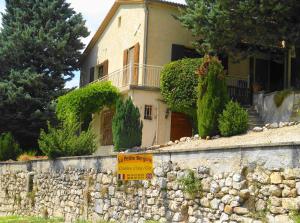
[56,81,120,122]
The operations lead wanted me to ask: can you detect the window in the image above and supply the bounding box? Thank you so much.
[98,65,104,79]
[144,105,152,120]
[118,16,122,27]
[89,67,95,83]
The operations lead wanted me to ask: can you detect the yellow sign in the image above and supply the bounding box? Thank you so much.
[117,153,153,181]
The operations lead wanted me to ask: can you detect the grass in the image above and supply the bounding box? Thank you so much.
[0,216,64,223]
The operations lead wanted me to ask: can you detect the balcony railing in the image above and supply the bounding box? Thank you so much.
[93,64,162,90]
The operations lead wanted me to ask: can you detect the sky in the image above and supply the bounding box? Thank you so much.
[0,0,186,88]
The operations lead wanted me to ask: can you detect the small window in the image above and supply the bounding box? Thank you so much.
[118,16,122,27]
[98,65,104,79]
[144,105,152,120]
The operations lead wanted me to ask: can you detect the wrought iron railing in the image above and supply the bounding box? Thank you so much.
[92,64,162,90]
[226,75,251,105]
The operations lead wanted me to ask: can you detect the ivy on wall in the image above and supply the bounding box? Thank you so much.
[56,81,120,123]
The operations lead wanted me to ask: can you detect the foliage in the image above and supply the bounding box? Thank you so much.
[178,0,300,56]
[274,89,293,108]
[290,210,300,223]
[197,56,229,137]
[0,0,89,150]
[178,169,202,198]
[0,216,64,223]
[56,81,120,123]
[0,132,21,161]
[160,58,203,124]
[112,98,143,151]
[218,101,249,137]
[38,121,97,159]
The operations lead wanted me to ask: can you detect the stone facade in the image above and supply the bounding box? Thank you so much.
[1,145,300,222]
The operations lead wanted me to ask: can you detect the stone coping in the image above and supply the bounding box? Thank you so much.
[0,141,299,166]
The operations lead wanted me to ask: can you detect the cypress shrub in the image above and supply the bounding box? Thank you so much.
[0,132,21,161]
[218,101,249,137]
[112,98,143,151]
[197,55,229,137]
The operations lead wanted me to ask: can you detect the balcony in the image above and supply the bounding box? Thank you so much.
[92,64,162,91]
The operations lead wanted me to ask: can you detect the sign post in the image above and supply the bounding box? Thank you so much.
[117,153,153,181]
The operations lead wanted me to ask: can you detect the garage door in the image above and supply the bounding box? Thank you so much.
[170,112,193,141]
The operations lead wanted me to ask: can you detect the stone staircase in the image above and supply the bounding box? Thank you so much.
[244,106,265,129]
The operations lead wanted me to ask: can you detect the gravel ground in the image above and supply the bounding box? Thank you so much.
[158,124,300,151]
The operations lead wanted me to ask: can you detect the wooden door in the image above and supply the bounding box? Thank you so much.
[101,110,114,146]
[170,112,193,141]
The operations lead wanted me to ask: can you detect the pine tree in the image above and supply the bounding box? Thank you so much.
[178,0,300,56]
[0,0,89,149]
[112,98,143,151]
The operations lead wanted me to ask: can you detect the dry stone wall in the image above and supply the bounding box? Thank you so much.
[1,145,300,223]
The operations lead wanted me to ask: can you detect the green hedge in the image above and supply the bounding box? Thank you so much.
[160,58,203,126]
[218,101,249,137]
[112,98,143,151]
[197,55,229,137]
[56,81,120,123]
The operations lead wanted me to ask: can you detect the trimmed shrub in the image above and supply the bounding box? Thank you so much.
[56,81,120,123]
[38,121,97,159]
[218,101,249,137]
[112,98,143,151]
[160,58,203,128]
[197,55,229,137]
[0,132,21,161]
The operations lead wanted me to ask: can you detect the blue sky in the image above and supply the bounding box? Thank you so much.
[0,0,186,88]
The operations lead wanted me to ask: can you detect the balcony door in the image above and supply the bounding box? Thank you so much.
[123,43,139,86]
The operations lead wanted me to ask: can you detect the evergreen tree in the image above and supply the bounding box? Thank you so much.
[0,0,89,149]
[112,98,143,151]
[178,0,300,56]
[197,56,229,137]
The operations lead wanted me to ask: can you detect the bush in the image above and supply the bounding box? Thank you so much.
[56,81,120,123]
[160,58,203,127]
[197,55,229,137]
[38,121,97,159]
[218,101,249,137]
[178,170,202,198]
[112,98,143,151]
[0,132,21,161]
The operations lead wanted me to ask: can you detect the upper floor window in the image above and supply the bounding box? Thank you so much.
[96,60,109,79]
[118,16,122,28]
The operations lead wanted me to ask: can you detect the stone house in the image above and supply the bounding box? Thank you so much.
[80,0,300,152]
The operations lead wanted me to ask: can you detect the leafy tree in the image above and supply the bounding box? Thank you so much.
[39,121,97,159]
[112,98,143,151]
[197,56,229,137]
[160,58,202,129]
[0,0,89,149]
[0,132,21,161]
[178,0,300,56]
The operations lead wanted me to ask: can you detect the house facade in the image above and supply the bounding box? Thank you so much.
[80,0,300,152]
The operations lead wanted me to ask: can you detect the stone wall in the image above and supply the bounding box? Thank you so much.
[1,144,300,223]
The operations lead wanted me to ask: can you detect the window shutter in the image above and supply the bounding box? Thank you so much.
[89,67,95,83]
[134,43,140,65]
[103,60,109,76]
[133,43,140,84]
[123,49,128,67]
